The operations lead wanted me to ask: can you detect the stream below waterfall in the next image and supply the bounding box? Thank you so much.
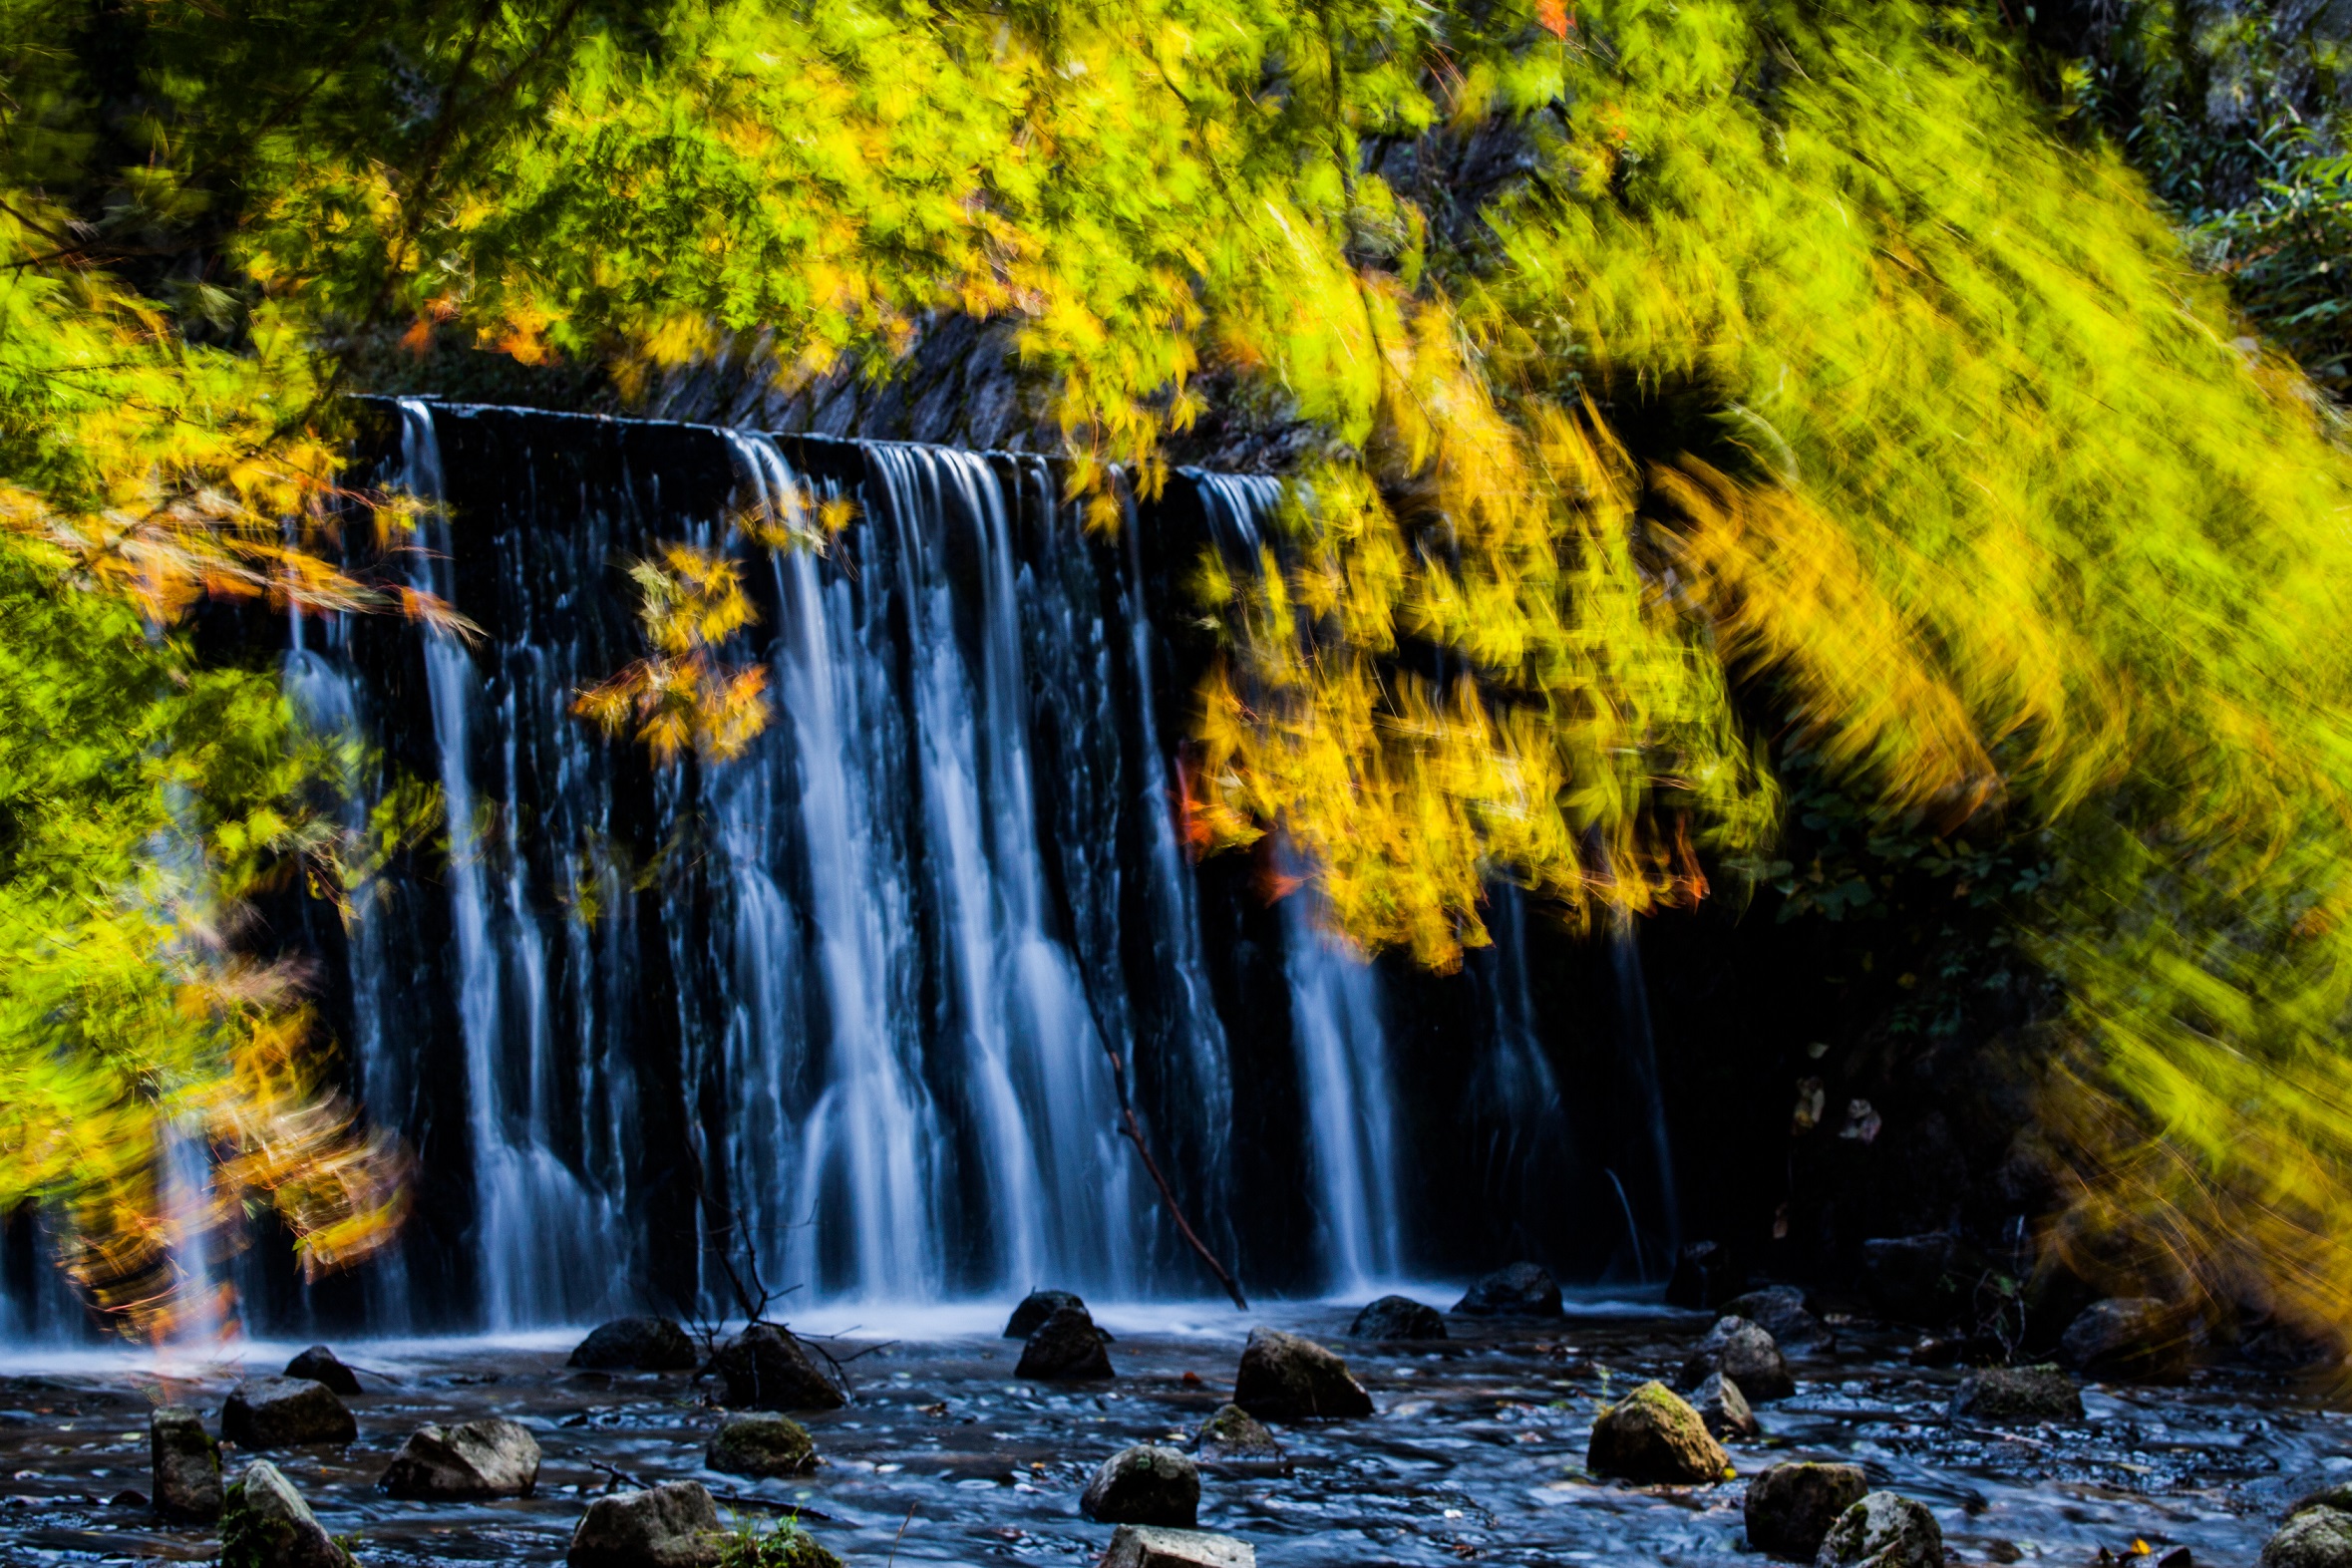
[0,1292,2330,1566]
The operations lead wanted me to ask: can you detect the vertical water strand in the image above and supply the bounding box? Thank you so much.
[155,1114,230,1348]
[1612,916,1680,1272]
[727,433,940,1301]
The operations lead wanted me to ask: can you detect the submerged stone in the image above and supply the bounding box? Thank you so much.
[151,1405,221,1522]
[1005,1290,1088,1339]
[379,1416,540,1498]
[1082,1443,1199,1526]
[1681,1316,1795,1402]
[1232,1327,1373,1419]
[1949,1364,2082,1422]
[1743,1461,1865,1560]
[282,1347,362,1398]
[1453,1262,1563,1318]
[1017,1305,1115,1381]
[1815,1491,1945,1568]
[1098,1524,1256,1568]
[1348,1295,1447,1340]
[220,1378,357,1448]
[220,1459,354,1568]
[1585,1381,1727,1484]
[569,1318,700,1373]
[710,1325,845,1411]
[706,1411,817,1478]
[567,1480,724,1568]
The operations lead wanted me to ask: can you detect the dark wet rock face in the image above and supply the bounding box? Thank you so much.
[709,1325,845,1411]
[1585,1381,1728,1483]
[1859,1234,1959,1326]
[1665,1241,1744,1312]
[221,1378,358,1448]
[1950,1364,2083,1422]
[568,1318,699,1373]
[283,1347,363,1398]
[1691,1370,1758,1439]
[1099,1523,1257,1568]
[706,1411,817,1478]
[1723,1286,1833,1353]
[1816,1491,1945,1568]
[151,1405,221,1522]
[1744,1461,1867,1561]
[1082,1443,1200,1526]
[1005,1291,1087,1339]
[2265,1505,2352,1567]
[2062,1297,2192,1382]
[567,1479,724,1568]
[1194,1403,1283,1465]
[1681,1316,1796,1402]
[1348,1295,1447,1340]
[220,1458,354,1568]
[1016,1306,1116,1381]
[1453,1262,1563,1318]
[379,1416,541,1498]
[1232,1328,1373,1420]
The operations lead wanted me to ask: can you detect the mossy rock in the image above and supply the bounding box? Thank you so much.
[1586,1381,1729,1484]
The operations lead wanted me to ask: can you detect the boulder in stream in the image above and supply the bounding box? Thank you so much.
[2265,1504,2352,1568]
[1815,1491,1945,1568]
[1016,1305,1115,1381]
[221,1378,357,1448]
[1005,1290,1089,1339]
[379,1416,540,1498]
[1584,1381,1728,1483]
[1348,1295,1447,1340]
[1194,1404,1283,1466]
[1098,1524,1256,1568]
[1722,1286,1833,1354]
[1452,1262,1563,1318]
[220,1458,355,1568]
[567,1479,724,1568]
[282,1347,363,1398]
[1665,1241,1744,1312]
[1681,1316,1796,1402]
[1232,1327,1373,1419]
[2060,1297,2194,1382]
[1082,1443,1199,1526]
[1949,1364,2082,1422]
[151,1405,221,1522]
[1690,1371,1758,1439]
[1743,1461,1866,1560]
[569,1318,700,1373]
[706,1411,818,1477]
[710,1324,846,1411]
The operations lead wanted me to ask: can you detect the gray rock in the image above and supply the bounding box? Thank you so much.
[1348,1295,1447,1340]
[2265,1506,2352,1567]
[709,1325,845,1411]
[1585,1381,1728,1483]
[1453,1262,1563,1317]
[567,1480,724,1568]
[1858,1234,1958,1326]
[379,1416,540,1498]
[1745,1462,1866,1560]
[1666,1241,1745,1312]
[1082,1443,1200,1526]
[221,1378,357,1448]
[1949,1364,2082,1422]
[2060,1297,2193,1382]
[1017,1305,1115,1381]
[151,1405,221,1522]
[1814,1491,1944,1568]
[1682,1316,1796,1402]
[1005,1290,1087,1339]
[1232,1327,1373,1420]
[1691,1371,1758,1439]
[569,1318,700,1373]
[1724,1286,1834,1353]
[220,1458,355,1568]
[1194,1404,1283,1465]
[706,1411,817,1478]
[1099,1524,1257,1568]
[282,1347,362,1398]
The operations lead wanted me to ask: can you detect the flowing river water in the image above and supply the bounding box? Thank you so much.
[0,1293,2331,1566]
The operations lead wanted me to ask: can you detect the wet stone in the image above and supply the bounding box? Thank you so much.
[1744,1461,1866,1561]
[706,1411,817,1478]
[1585,1381,1728,1484]
[220,1458,354,1568]
[2062,1297,2194,1382]
[1950,1364,2083,1422]
[283,1347,362,1398]
[1083,1443,1200,1526]
[567,1479,724,1568]
[1816,1490,1945,1568]
[221,1378,357,1449]
[1723,1286,1833,1353]
[1016,1305,1115,1381]
[151,1405,221,1522]
[1691,1370,1758,1439]
[1348,1295,1447,1340]
[1098,1523,1256,1568]
[1004,1290,1087,1339]
[2266,1506,2352,1568]
[1681,1315,1796,1402]
[710,1325,845,1411]
[568,1318,700,1373]
[1232,1327,1373,1420]
[379,1416,540,1498]
[1194,1403,1283,1465]
[1453,1261,1563,1318]
[1666,1241,1745,1312]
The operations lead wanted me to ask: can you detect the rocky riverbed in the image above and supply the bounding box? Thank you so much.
[0,1289,2335,1565]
